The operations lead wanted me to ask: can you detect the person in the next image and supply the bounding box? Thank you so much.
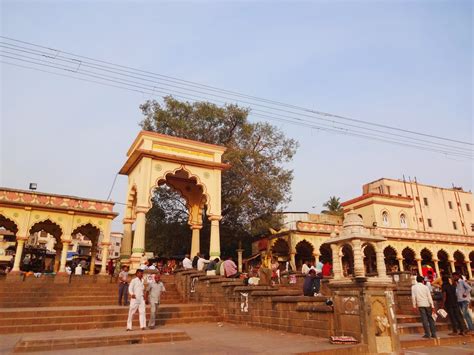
[206,258,219,272]
[192,254,200,269]
[75,263,83,275]
[322,262,332,277]
[441,275,467,335]
[127,269,146,331]
[223,256,239,278]
[147,274,166,329]
[453,272,474,331]
[411,275,438,339]
[65,264,72,275]
[107,259,114,276]
[303,269,320,296]
[118,265,129,306]
[301,260,311,275]
[182,254,193,269]
[315,259,324,275]
[197,254,209,271]
[271,258,280,284]
[215,258,224,276]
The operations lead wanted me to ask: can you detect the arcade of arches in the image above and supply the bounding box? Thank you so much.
[119,131,229,270]
[264,225,474,279]
[0,188,117,274]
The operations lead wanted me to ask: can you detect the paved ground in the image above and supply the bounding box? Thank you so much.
[0,322,357,354]
[402,344,474,354]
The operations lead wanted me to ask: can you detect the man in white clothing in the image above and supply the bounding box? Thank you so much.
[197,255,209,271]
[147,274,166,329]
[301,260,311,275]
[126,269,146,331]
[182,254,193,269]
[411,275,437,339]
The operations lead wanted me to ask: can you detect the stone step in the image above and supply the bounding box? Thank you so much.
[400,331,474,349]
[0,298,183,308]
[13,328,190,353]
[397,322,450,335]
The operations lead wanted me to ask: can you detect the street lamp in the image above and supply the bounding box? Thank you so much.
[29,183,37,191]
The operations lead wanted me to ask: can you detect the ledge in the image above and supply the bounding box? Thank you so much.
[251,290,302,297]
[271,295,328,303]
[296,304,334,313]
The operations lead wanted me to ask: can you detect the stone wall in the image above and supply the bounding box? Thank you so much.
[175,270,335,338]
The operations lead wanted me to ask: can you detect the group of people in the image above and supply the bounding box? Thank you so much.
[412,272,473,339]
[182,253,240,278]
[117,265,167,331]
[301,259,331,297]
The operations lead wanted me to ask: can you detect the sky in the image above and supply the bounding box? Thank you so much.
[1,0,472,231]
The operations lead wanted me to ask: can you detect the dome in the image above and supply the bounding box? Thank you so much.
[343,210,364,229]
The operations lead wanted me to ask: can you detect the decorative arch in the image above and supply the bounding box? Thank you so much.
[29,219,63,240]
[363,242,377,275]
[437,249,450,275]
[271,238,290,257]
[420,248,433,266]
[295,240,314,269]
[319,243,332,264]
[0,214,19,235]
[454,250,467,275]
[384,245,398,273]
[381,210,390,227]
[341,243,354,277]
[402,247,416,273]
[399,211,408,228]
[72,223,101,243]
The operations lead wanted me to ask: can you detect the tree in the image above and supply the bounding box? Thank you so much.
[140,96,298,257]
[321,196,343,216]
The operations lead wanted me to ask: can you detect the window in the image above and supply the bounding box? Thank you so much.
[453,221,457,230]
[467,204,471,212]
[382,211,389,226]
[448,201,453,209]
[115,252,119,256]
[115,242,120,246]
[400,214,407,228]
[427,219,433,228]
[423,197,428,206]
[471,223,474,232]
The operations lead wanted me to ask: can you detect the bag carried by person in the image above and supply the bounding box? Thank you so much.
[437,308,448,318]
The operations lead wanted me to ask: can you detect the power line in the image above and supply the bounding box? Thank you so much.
[1,35,471,147]
[2,58,472,159]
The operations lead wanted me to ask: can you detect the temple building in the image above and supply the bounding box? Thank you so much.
[255,178,474,279]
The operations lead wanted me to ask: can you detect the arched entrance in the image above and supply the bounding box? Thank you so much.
[72,223,101,275]
[437,250,450,275]
[363,243,377,275]
[384,246,398,273]
[454,250,467,276]
[402,247,417,274]
[0,215,18,270]
[29,220,62,273]
[119,131,228,269]
[319,243,332,264]
[271,239,290,259]
[341,244,354,277]
[295,240,314,270]
[420,248,435,281]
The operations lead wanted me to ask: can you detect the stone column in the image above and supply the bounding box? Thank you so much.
[465,261,473,280]
[433,259,440,277]
[59,240,71,273]
[11,237,28,272]
[130,208,147,266]
[190,224,202,258]
[208,215,222,258]
[313,252,320,264]
[331,244,342,279]
[237,249,244,272]
[449,259,456,273]
[121,219,133,258]
[376,243,388,278]
[352,239,365,278]
[290,252,296,272]
[89,247,96,275]
[100,242,111,275]
[416,258,422,276]
[397,256,405,272]
[54,249,61,272]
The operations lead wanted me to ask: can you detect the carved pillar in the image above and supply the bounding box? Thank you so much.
[433,259,440,277]
[12,237,28,272]
[465,261,473,280]
[376,242,388,278]
[331,244,342,279]
[237,249,244,273]
[190,224,202,258]
[89,246,96,275]
[54,249,61,272]
[397,256,404,272]
[131,209,146,257]
[313,252,320,264]
[352,239,365,278]
[416,258,422,276]
[100,242,111,275]
[59,239,71,273]
[290,252,296,272]
[121,219,133,258]
[449,259,456,273]
[208,215,222,257]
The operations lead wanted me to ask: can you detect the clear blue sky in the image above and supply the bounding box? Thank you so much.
[1,0,472,231]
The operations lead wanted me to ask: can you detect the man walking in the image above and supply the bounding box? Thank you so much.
[118,265,129,306]
[126,269,146,331]
[453,272,474,331]
[411,275,438,339]
[147,274,166,329]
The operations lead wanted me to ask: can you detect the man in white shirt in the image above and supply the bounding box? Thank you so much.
[197,255,209,271]
[147,274,166,329]
[182,254,193,269]
[301,260,311,275]
[411,275,437,339]
[126,269,146,331]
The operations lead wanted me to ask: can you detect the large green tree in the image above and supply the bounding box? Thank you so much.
[140,96,298,257]
[321,196,344,216]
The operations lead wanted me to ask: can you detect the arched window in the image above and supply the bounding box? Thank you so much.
[400,213,407,228]
[382,211,389,227]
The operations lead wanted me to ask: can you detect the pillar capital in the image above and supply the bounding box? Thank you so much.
[396,256,404,261]
[123,218,134,225]
[465,260,471,264]
[208,215,222,222]
[100,242,112,247]
[415,258,422,262]
[16,236,28,242]
[60,238,72,244]
[433,258,439,263]
[190,224,203,230]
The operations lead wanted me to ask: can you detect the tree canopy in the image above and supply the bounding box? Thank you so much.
[140,96,298,257]
[321,196,344,217]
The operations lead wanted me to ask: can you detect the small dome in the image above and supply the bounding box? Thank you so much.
[343,210,364,229]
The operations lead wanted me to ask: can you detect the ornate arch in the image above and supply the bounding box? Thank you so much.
[381,209,391,227]
[0,213,19,234]
[271,238,290,256]
[29,219,63,239]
